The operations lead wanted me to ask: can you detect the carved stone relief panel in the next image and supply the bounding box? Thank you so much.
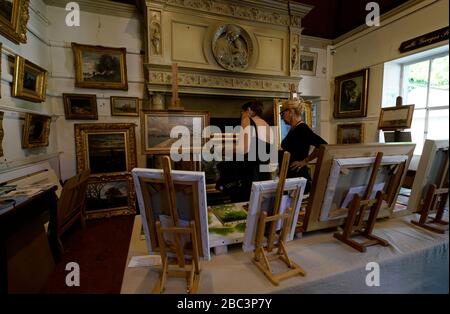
[150,10,162,56]
[212,24,253,72]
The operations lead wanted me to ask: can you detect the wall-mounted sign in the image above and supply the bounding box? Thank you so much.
[399,26,449,54]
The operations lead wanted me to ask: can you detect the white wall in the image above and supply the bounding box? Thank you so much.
[329,0,449,144]
[46,5,145,181]
[0,0,60,174]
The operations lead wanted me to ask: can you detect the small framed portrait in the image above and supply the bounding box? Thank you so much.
[110,96,139,117]
[75,123,137,176]
[0,0,29,44]
[22,113,51,149]
[72,43,128,90]
[378,105,415,131]
[299,51,318,76]
[334,69,369,119]
[63,94,98,120]
[337,123,364,144]
[12,56,48,103]
[142,110,210,154]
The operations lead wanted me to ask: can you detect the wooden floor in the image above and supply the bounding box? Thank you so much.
[42,215,134,294]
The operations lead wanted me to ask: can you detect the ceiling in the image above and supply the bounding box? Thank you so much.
[110,0,411,39]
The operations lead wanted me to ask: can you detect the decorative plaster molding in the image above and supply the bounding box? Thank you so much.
[150,0,312,27]
[146,65,301,96]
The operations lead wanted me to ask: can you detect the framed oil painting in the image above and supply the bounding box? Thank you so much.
[334,69,369,119]
[274,99,312,149]
[75,123,137,175]
[85,173,136,219]
[22,113,51,149]
[337,123,364,144]
[0,0,29,44]
[242,178,307,253]
[132,168,210,260]
[142,110,210,154]
[72,43,128,90]
[12,56,48,103]
[378,105,415,131]
[63,93,98,120]
[299,51,318,76]
[111,96,139,117]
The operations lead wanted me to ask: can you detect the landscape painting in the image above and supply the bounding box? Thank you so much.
[63,94,98,120]
[75,123,137,175]
[86,133,127,174]
[111,96,139,116]
[72,43,128,90]
[142,111,209,154]
[22,113,51,149]
[84,174,136,219]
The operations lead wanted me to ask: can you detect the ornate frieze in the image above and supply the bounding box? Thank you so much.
[164,0,291,26]
[148,68,298,93]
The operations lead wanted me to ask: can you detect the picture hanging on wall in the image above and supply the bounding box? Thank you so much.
[72,43,128,90]
[22,113,51,149]
[337,123,364,144]
[63,93,98,120]
[12,56,48,103]
[333,69,369,119]
[299,51,318,76]
[74,123,137,175]
[111,96,139,117]
[0,0,30,44]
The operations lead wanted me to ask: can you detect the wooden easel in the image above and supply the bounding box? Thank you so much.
[168,63,184,111]
[333,152,390,252]
[411,156,449,234]
[253,152,306,285]
[153,156,200,294]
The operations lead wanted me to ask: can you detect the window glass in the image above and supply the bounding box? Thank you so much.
[429,55,449,108]
[404,60,429,109]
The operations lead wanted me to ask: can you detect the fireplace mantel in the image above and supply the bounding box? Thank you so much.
[143,0,313,104]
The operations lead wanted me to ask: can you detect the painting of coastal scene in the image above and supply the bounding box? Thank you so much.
[87,133,127,174]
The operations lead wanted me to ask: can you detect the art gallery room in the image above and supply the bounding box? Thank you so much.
[0,0,449,296]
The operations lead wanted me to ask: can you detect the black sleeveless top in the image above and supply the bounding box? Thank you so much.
[243,118,272,181]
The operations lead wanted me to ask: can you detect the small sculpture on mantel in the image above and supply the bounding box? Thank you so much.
[212,24,252,72]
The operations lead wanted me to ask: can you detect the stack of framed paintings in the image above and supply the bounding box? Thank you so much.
[75,123,137,219]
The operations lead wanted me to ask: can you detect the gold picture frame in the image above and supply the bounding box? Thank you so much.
[111,96,139,117]
[334,69,369,119]
[337,123,364,144]
[378,105,415,131]
[74,123,137,176]
[274,98,312,149]
[0,0,29,44]
[85,173,136,219]
[21,113,51,149]
[72,43,128,90]
[12,56,48,103]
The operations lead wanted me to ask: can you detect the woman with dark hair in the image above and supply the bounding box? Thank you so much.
[216,100,273,202]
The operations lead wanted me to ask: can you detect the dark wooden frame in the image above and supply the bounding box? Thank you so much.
[337,123,364,144]
[333,69,369,119]
[63,93,98,120]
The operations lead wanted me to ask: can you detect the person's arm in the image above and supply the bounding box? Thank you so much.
[290,126,326,172]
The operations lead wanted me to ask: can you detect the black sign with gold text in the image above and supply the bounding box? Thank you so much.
[399,26,449,53]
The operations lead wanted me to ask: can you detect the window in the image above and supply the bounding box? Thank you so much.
[401,53,449,155]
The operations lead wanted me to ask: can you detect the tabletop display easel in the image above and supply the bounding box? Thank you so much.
[252,152,306,285]
[378,97,415,142]
[333,152,390,252]
[411,155,449,234]
[153,156,201,294]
